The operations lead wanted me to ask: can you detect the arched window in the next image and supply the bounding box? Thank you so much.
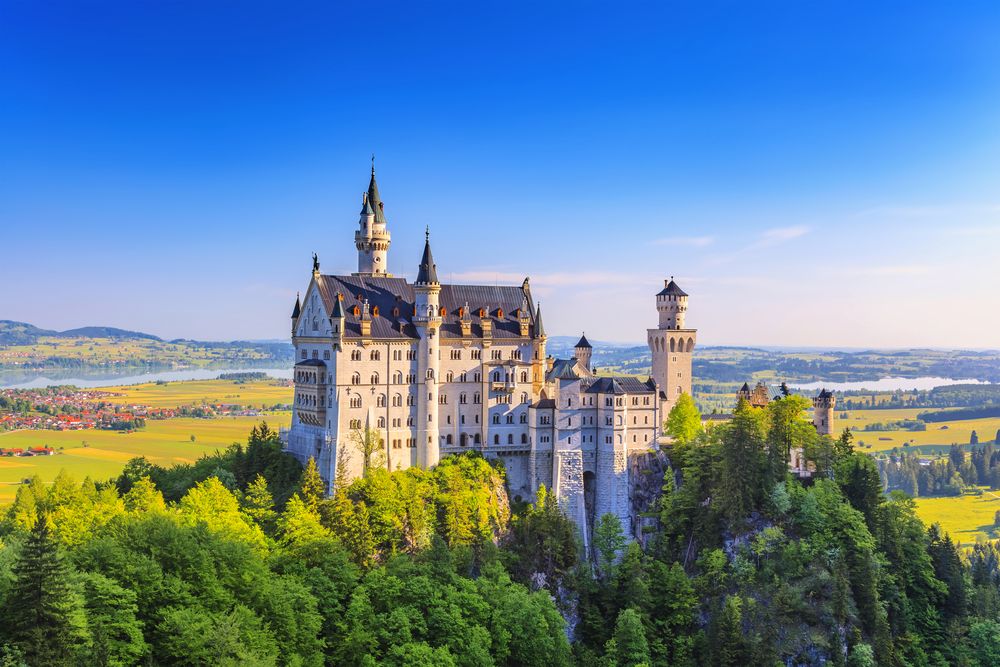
[473,392,481,404]
[520,414,527,423]
[370,350,379,361]
[427,369,434,380]
[460,433,468,447]
[492,414,500,424]
[376,394,386,407]
[459,393,467,404]
[521,392,528,404]
[474,433,481,444]
[352,372,361,385]
[521,433,528,444]
[350,395,361,408]
[687,337,695,352]
[392,393,402,407]
[439,394,447,405]
[492,371,500,382]
[446,434,453,445]
[370,372,379,385]
[446,371,454,382]
[351,349,362,361]
[393,371,402,384]
[377,416,385,428]
[669,338,676,352]
[406,394,415,406]
[520,371,528,383]
[494,434,500,445]
[507,434,513,444]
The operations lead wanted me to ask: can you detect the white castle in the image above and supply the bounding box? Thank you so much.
[285,166,696,543]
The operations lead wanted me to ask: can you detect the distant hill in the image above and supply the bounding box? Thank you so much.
[0,320,161,345]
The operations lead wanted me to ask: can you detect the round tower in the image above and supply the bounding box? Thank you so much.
[656,277,688,329]
[414,229,441,468]
[354,163,392,276]
[812,389,836,436]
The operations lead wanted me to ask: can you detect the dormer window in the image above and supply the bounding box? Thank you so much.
[352,305,360,317]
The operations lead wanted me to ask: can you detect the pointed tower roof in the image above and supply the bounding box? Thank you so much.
[415,228,439,284]
[359,191,373,216]
[656,276,688,297]
[367,163,387,225]
[575,333,592,349]
[291,293,301,319]
[534,302,546,337]
[331,293,345,318]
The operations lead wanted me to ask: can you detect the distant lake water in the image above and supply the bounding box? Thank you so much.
[0,367,293,390]
[789,377,992,392]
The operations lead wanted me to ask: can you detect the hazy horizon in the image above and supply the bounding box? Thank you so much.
[2,3,998,347]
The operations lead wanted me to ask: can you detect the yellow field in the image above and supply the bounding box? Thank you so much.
[0,413,290,503]
[914,490,1000,546]
[845,409,1000,453]
[103,379,293,409]
[0,336,277,367]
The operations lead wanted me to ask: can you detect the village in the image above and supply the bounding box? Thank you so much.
[0,385,270,443]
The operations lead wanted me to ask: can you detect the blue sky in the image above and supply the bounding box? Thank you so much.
[1,1,998,347]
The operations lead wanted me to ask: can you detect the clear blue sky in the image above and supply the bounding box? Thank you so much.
[2,1,998,347]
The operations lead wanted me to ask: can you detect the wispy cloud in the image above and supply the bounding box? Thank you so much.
[651,235,715,247]
[707,225,810,265]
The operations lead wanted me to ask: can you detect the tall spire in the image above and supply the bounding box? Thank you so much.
[291,293,301,319]
[416,227,439,284]
[359,191,373,216]
[367,159,386,225]
[534,302,546,338]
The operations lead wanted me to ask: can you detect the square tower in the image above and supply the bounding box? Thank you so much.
[647,278,696,418]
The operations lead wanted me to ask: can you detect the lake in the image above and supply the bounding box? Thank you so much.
[0,367,293,389]
[788,377,992,392]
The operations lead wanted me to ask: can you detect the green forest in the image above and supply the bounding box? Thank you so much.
[3,399,1000,666]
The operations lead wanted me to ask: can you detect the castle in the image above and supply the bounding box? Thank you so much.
[284,166,696,544]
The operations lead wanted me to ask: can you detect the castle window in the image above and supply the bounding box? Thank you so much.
[350,395,362,408]
[492,414,500,424]
[393,372,403,384]
[474,433,481,444]
[520,372,528,383]
[407,350,417,361]
[461,415,465,424]
[407,416,414,426]
[521,392,528,404]
[351,350,362,361]
[324,350,330,360]
[371,373,379,385]
[393,350,401,361]
[606,416,612,426]
[300,350,306,360]
[521,433,528,444]
[406,374,415,383]
[494,434,500,445]
[352,373,361,385]
[372,306,379,317]
[446,371,454,382]
[474,392,481,404]
[471,349,481,360]
[377,416,385,428]
[312,350,318,359]
[350,419,362,429]
[507,434,513,444]
[393,394,402,407]
[451,350,461,360]
[376,394,386,407]
[506,415,513,424]
[492,350,502,360]
[439,394,447,405]
[407,394,415,406]
[370,350,380,361]
[474,372,481,382]
[492,371,500,382]
[353,305,360,317]
[439,307,447,317]
[460,393,467,404]
[461,433,468,447]
[446,434,453,445]
[427,369,434,380]
[520,414,527,423]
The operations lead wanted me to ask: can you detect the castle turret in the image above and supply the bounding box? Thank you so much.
[413,229,441,468]
[813,389,836,436]
[648,277,697,420]
[574,333,592,372]
[290,293,301,335]
[354,163,392,276]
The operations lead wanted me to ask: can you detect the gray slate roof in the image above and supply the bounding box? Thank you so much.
[584,376,657,395]
[315,275,540,340]
[656,278,688,297]
[575,334,592,349]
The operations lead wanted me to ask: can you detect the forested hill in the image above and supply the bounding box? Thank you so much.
[5,403,1000,665]
[0,320,160,345]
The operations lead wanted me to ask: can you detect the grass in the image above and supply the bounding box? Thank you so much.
[103,378,293,408]
[844,408,1000,453]
[0,397,291,504]
[914,489,1000,547]
[0,336,278,369]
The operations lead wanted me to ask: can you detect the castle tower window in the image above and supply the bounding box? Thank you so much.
[446,371,454,382]
[350,395,361,408]
[371,373,379,385]
[393,372,402,384]
[376,394,386,407]
[474,392,481,404]
[352,373,361,385]
[392,394,402,407]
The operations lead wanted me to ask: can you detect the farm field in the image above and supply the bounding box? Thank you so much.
[843,408,1000,453]
[914,489,1000,546]
[0,413,290,503]
[104,378,293,408]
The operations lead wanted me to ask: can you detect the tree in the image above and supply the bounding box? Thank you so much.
[241,474,277,535]
[593,513,627,581]
[299,457,326,511]
[969,620,1000,667]
[351,427,385,476]
[122,477,165,514]
[718,398,766,525]
[606,607,650,667]
[971,430,980,445]
[665,392,702,445]
[2,515,90,665]
[79,572,147,667]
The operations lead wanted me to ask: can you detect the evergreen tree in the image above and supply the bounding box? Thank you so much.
[593,513,626,581]
[665,392,702,445]
[718,399,766,525]
[242,474,278,535]
[606,607,650,667]
[299,457,326,511]
[2,515,89,665]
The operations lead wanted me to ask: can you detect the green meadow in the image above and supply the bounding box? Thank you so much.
[0,411,291,504]
[103,378,293,408]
